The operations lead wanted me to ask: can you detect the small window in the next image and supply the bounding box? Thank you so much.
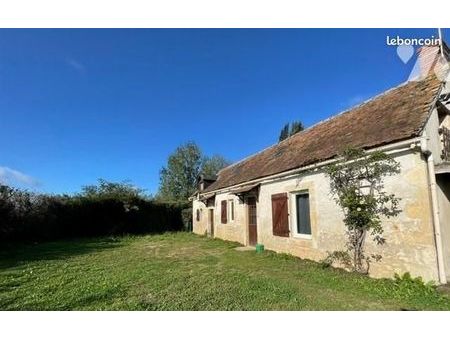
[295,193,311,235]
[228,200,235,221]
[196,209,201,222]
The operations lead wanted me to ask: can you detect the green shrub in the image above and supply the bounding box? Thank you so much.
[0,182,187,243]
[393,272,436,296]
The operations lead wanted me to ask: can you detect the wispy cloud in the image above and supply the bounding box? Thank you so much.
[66,58,86,73]
[0,166,40,188]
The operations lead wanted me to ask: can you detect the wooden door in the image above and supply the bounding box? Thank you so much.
[247,197,257,246]
[209,209,214,237]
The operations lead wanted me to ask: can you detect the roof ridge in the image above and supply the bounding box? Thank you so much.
[217,77,417,175]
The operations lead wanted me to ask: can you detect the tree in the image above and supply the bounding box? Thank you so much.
[79,179,146,201]
[278,123,290,142]
[278,121,305,142]
[158,142,202,201]
[324,147,401,274]
[201,155,230,177]
[290,121,304,135]
[158,142,230,202]
[158,142,203,201]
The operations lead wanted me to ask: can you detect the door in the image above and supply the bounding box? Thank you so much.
[247,197,257,246]
[209,209,214,237]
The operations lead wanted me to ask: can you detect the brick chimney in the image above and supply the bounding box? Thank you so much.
[411,41,450,81]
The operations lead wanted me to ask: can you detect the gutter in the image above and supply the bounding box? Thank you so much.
[420,132,447,284]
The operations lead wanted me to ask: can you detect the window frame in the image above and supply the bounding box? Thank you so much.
[290,190,312,239]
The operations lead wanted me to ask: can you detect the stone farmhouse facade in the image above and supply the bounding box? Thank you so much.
[192,44,450,283]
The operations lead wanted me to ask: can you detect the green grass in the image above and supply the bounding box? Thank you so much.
[1,232,449,310]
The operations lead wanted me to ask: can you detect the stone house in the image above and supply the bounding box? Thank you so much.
[192,44,450,283]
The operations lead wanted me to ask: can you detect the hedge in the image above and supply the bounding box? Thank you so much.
[0,184,190,242]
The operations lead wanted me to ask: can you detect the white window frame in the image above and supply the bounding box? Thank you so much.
[290,190,312,239]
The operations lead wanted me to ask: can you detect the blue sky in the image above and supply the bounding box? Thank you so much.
[1,28,448,195]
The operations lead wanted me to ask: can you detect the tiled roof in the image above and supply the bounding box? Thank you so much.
[204,76,443,193]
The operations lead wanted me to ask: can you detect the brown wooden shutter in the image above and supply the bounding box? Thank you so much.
[271,193,289,237]
[221,200,227,224]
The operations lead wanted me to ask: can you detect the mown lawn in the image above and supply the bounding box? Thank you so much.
[1,232,449,310]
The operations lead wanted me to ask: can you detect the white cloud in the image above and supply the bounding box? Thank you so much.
[0,166,40,188]
[66,58,86,73]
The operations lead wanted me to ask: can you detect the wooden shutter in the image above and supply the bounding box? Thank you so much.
[221,200,227,224]
[271,193,289,237]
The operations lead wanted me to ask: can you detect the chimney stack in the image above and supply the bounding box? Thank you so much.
[410,41,450,81]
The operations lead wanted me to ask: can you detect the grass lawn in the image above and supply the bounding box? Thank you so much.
[1,232,450,310]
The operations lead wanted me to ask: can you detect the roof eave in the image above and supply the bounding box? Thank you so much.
[199,136,421,197]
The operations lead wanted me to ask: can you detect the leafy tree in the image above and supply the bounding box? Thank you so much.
[201,155,230,177]
[79,179,146,201]
[158,142,203,201]
[278,120,305,142]
[324,147,401,274]
[158,143,229,202]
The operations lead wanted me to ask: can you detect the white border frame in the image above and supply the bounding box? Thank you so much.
[2,1,449,28]
[289,190,313,239]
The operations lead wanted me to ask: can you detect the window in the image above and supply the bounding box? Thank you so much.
[228,200,235,221]
[221,200,227,224]
[196,209,201,222]
[295,193,311,235]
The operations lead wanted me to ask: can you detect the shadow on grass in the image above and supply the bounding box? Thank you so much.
[0,237,125,270]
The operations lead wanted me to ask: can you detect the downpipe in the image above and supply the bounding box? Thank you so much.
[421,133,447,284]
